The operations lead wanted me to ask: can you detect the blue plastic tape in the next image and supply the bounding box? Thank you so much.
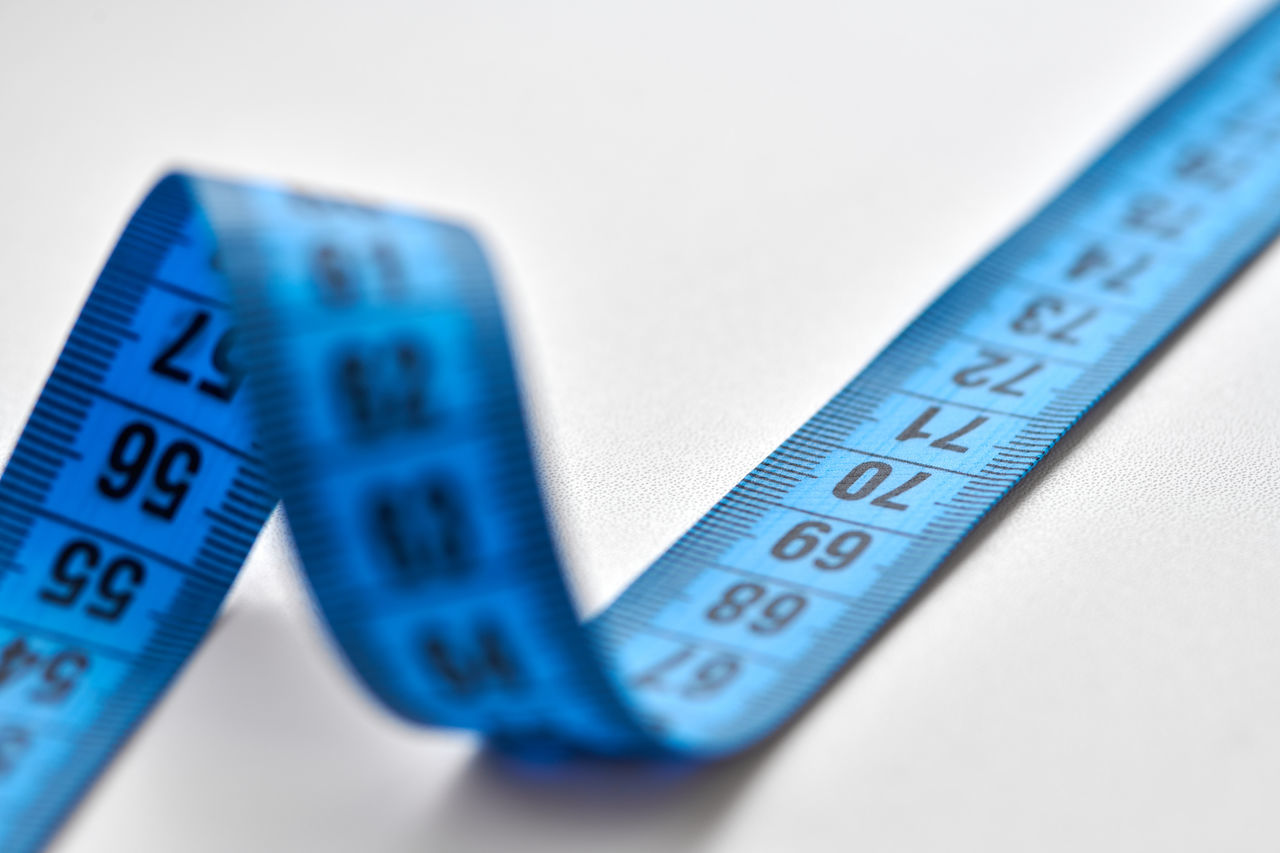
[3,6,1280,850]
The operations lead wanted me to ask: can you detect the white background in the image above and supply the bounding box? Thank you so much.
[2,0,1279,850]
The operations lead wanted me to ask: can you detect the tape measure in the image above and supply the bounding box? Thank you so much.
[3,6,1280,851]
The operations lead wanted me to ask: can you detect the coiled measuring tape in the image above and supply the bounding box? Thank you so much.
[4,7,1280,851]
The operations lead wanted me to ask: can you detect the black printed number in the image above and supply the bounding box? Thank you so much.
[367,475,471,585]
[38,540,145,622]
[97,422,202,521]
[895,406,987,453]
[1124,193,1198,240]
[1009,297,1097,345]
[150,310,242,401]
[952,349,1042,396]
[419,623,522,696]
[631,646,741,699]
[312,241,409,303]
[770,521,871,571]
[1174,146,1249,192]
[1067,244,1151,293]
[313,244,358,304]
[833,461,930,511]
[31,649,89,703]
[0,637,90,704]
[334,338,432,440]
[706,583,806,635]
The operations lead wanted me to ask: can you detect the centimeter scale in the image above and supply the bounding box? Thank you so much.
[3,6,1280,851]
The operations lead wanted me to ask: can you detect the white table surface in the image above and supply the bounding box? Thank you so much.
[2,0,1278,850]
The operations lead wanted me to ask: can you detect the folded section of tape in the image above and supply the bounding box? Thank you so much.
[4,6,1280,851]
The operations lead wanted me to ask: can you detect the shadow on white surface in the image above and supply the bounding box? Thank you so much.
[416,746,770,853]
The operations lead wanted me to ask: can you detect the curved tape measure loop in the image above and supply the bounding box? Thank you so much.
[4,6,1280,850]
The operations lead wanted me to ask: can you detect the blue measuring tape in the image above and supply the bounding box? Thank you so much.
[4,7,1280,850]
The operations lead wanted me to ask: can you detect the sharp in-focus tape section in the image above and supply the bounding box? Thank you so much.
[3,6,1280,851]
